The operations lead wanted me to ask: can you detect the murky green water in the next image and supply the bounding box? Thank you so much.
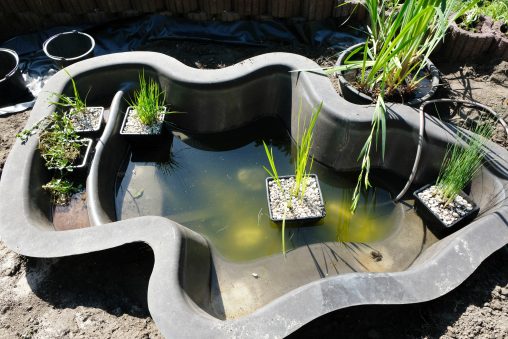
[115,119,402,262]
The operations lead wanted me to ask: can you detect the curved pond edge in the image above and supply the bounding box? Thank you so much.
[0,52,507,338]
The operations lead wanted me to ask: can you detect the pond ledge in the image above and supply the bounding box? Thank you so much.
[1,52,507,338]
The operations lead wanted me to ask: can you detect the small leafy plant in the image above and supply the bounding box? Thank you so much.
[42,177,82,206]
[38,111,82,171]
[455,0,508,30]
[436,123,493,205]
[129,70,166,126]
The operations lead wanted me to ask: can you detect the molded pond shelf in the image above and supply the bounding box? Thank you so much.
[1,52,508,338]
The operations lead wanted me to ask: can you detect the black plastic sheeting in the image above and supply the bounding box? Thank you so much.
[0,14,364,113]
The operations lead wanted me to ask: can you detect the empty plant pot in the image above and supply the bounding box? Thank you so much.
[265,174,326,222]
[70,106,105,135]
[413,184,480,237]
[43,31,95,68]
[0,48,34,107]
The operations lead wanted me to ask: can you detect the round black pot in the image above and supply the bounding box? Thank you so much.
[43,30,95,68]
[0,48,34,107]
[335,43,440,107]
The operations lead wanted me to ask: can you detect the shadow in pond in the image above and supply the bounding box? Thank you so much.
[25,243,154,318]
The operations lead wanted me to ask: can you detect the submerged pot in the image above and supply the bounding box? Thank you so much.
[43,30,95,68]
[335,43,440,106]
[413,184,479,237]
[0,48,34,107]
[265,174,326,222]
[70,106,105,135]
[120,106,172,162]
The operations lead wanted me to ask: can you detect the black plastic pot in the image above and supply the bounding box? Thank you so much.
[70,106,105,135]
[120,106,172,162]
[265,174,326,223]
[413,184,480,237]
[43,30,95,68]
[0,48,34,107]
[335,43,440,106]
[46,138,93,173]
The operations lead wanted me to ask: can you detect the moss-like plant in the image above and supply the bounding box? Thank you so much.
[129,70,166,126]
[436,123,493,205]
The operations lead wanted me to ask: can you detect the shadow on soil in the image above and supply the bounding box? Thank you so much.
[25,242,154,318]
[289,245,508,339]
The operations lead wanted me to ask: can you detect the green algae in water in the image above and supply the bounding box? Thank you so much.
[115,119,401,262]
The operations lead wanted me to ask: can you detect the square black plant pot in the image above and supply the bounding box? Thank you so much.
[120,106,172,162]
[70,106,105,135]
[265,174,326,223]
[47,138,93,175]
[413,184,480,237]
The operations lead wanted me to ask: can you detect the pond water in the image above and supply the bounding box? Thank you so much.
[115,118,402,262]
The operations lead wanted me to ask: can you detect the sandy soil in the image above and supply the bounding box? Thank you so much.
[0,41,506,338]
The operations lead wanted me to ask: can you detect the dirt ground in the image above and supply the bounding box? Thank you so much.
[0,40,507,338]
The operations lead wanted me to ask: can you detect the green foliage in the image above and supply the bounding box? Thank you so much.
[325,0,474,213]
[129,70,166,126]
[262,141,282,189]
[436,123,493,204]
[42,177,82,205]
[456,0,508,30]
[293,101,322,199]
[51,69,87,113]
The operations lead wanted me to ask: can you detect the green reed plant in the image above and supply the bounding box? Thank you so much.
[325,0,476,213]
[51,69,87,113]
[436,123,493,205]
[129,70,166,126]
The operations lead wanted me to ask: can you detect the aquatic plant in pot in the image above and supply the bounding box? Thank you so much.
[263,101,326,223]
[17,108,91,205]
[120,70,171,142]
[52,70,104,135]
[413,123,493,236]
[327,0,469,213]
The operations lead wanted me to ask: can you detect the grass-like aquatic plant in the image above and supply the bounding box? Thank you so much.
[436,123,493,205]
[51,69,87,113]
[325,0,476,213]
[262,101,322,255]
[129,70,166,126]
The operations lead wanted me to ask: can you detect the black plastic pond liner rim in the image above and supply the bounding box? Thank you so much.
[43,30,95,68]
[413,184,480,237]
[0,48,34,107]
[265,174,326,223]
[335,43,440,107]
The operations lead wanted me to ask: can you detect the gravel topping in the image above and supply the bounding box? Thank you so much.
[417,185,475,225]
[121,108,164,135]
[70,107,103,132]
[267,176,325,220]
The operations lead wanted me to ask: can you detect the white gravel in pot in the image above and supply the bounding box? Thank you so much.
[417,185,475,225]
[70,107,103,132]
[267,176,325,220]
[121,107,165,135]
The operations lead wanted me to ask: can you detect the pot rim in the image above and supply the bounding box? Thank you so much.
[43,30,95,62]
[336,42,440,106]
[0,48,20,82]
